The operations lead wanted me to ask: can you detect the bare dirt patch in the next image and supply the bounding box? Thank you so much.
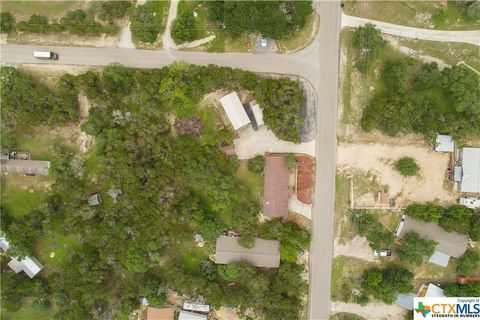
[287,211,311,230]
[8,32,120,48]
[334,236,376,262]
[214,307,240,320]
[296,155,314,204]
[337,143,456,206]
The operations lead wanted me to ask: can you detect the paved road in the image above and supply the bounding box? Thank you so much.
[342,13,480,46]
[0,3,339,318]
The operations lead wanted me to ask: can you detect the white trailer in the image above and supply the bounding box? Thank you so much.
[33,51,58,60]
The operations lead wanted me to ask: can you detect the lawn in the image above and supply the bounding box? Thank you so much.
[395,37,480,72]
[331,256,375,302]
[1,1,79,18]
[1,182,48,219]
[342,0,480,30]
[36,232,81,272]
[235,161,264,203]
[1,298,56,320]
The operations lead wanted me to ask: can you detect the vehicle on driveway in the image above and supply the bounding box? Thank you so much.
[33,51,58,60]
[373,249,392,257]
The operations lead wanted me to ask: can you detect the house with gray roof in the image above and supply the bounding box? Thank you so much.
[215,235,280,268]
[461,148,480,193]
[1,159,50,175]
[396,215,468,267]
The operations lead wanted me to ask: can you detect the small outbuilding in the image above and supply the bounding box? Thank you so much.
[219,92,251,130]
[8,256,44,278]
[459,197,480,209]
[1,159,50,176]
[418,283,445,298]
[183,301,210,314]
[215,235,280,268]
[146,306,174,320]
[88,194,102,206]
[178,310,208,320]
[395,293,417,310]
[461,147,480,193]
[263,154,289,219]
[435,135,454,152]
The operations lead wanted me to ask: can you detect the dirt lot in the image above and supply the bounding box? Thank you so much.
[296,155,314,204]
[337,143,456,206]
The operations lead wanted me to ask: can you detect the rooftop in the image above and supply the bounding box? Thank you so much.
[178,310,208,320]
[461,148,480,193]
[215,235,280,268]
[219,92,250,130]
[1,159,50,175]
[263,154,289,219]
[435,135,454,152]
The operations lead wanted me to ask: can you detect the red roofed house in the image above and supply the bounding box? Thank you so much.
[263,154,289,219]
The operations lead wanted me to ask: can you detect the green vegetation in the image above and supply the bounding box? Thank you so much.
[457,250,480,276]
[95,0,132,23]
[247,155,265,174]
[284,153,297,170]
[394,157,420,177]
[352,210,394,250]
[255,78,305,143]
[130,0,169,44]
[0,12,15,33]
[207,0,312,39]
[331,314,367,320]
[0,64,309,319]
[397,232,436,266]
[1,185,48,220]
[405,203,478,240]
[331,256,372,304]
[361,265,414,303]
[351,23,386,74]
[444,281,480,297]
[171,1,198,44]
[342,1,480,30]
[1,1,77,17]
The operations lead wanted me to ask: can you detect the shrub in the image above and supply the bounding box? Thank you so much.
[247,155,265,174]
[171,5,197,44]
[457,250,480,276]
[130,1,168,43]
[394,157,420,177]
[284,153,297,170]
[0,12,15,33]
[237,235,255,249]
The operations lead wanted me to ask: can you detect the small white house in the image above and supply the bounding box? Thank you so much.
[178,310,208,320]
[8,256,44,278]
[435,135,454,152]
[219,92,250,130]
[459,197,480,209]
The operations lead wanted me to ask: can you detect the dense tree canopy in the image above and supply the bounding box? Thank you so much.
[352,211,394,251]
[0,64,309,319]
[361,265,414,303]
[444,282,480,297]
[457,250,480,276]
[130,1,168,43]
[397,232,436,266]
[207,1,312,39]
[171,3,198,44]
[352,23,386,74]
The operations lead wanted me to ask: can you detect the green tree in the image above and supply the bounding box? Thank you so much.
[444,282,480,297]
[361,266,414,303]
[0,12,15,33]
[397,232,437,266]
[440,205,473,234]
[405,203,444,222]
[218,263,241,282]
[171,4,198,44]
[352,211,394,250]
[130,1,168,43]
[237,235,255,249]
[414,62,442,90]
[247,155,265,174]
[457,250,480,276]
[395,157,420,177]
[352,23,386,73]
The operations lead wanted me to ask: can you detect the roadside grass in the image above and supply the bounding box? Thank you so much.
[277,11,319,53]
[330,313,368,320]
[331,256,374,302]
[235,161,264,204]
[177,0,210,42]
[340,29,354,125]
[1,1,79,18]
[342,0,480,30]
[334,172,355,244]
[1,297,57,320]
[395,38,480,72]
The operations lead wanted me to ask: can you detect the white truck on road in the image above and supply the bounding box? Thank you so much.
[33,51,58,60]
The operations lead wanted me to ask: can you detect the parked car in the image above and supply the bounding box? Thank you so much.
[373,249,392,257]
[260,36,268,47]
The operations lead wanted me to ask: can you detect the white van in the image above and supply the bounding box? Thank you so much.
[33,51,58,60]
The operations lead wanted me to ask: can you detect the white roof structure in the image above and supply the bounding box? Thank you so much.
[250,102,264,127]
[178,310,208,320]
[219,92,250,130]
[461,148,480,193]
[428,251,450,267]
[183,301,210,313]
[8,256,44,278]
[0,234,10,253]
[425,283,445,297]
[395,293,416,310]
[459,197,480,209]
[435,135,454,152]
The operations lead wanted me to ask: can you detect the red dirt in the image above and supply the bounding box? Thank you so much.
[296,155,315,204]
[287,211,311,230]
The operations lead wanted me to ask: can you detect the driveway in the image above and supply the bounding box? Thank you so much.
[342,13,480,46]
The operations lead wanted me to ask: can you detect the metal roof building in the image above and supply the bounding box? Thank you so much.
[183,301,210,313]
[8,256,44,278]
[397,215,468,267]
[219,92,250,130]
[1,159,50,176]
[215,235,280,268]
[178,310,208,320]
[263,154,289,219]
[435,135,454,152]
[395,293,416,310]
[250,101,264,127]
[461,148,480,193]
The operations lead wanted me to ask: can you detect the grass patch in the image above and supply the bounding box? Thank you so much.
[235,161,264,203]
[396,37,480,72]
[1,183,48,219]
[331,313,367,320]
[342,1,480,30]
[1,298,56,320]
[12,125,57,161]
[36,233,81,272]
[331,256,373,302]
[181,248,207,274]
[1,1,79,18]
[340,29,354,125]
[277,12,318,52]
[334,172,355,244]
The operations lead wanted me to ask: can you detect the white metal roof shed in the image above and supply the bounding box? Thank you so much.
[425,283,445,297]
[178,310,208,320]
[435,135,454,152]
[461,148,480,193]
[219,92,250,130]
[395,293,417,310]
[8,256,44,278]
[428,251,450,267]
